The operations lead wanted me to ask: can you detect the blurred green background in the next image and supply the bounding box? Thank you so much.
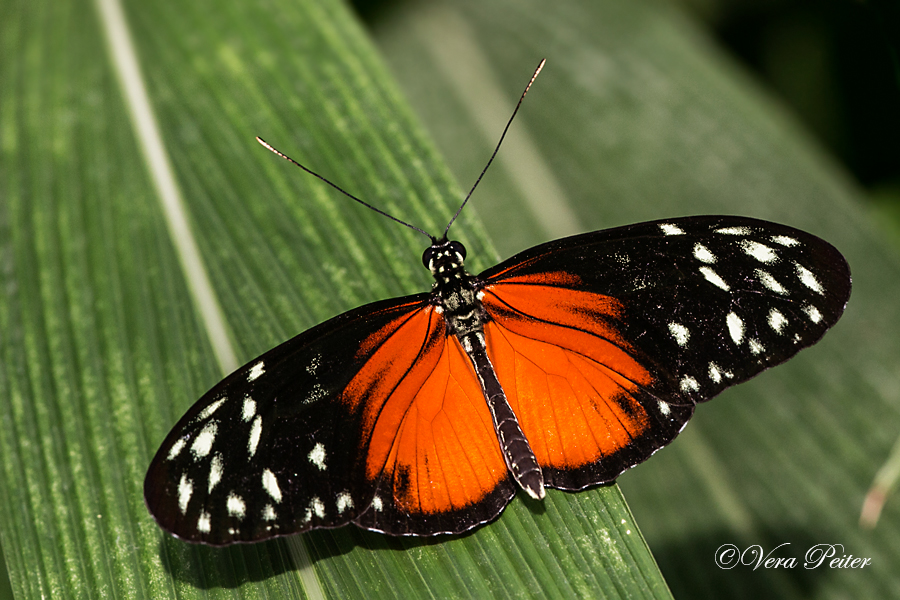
[681,0,900,192]
[357,0,900,228]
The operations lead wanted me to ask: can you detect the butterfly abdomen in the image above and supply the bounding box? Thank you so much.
[464,330,546,501]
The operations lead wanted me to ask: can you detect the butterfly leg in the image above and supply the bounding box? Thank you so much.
[460,331,545,500]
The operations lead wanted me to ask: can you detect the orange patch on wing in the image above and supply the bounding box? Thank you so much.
[343,307,507,515]
[483,278,626,329]
[490,270,583,287]
[353,300,431,358]
[482,282,653,469]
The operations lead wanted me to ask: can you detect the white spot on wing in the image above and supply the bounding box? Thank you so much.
[768,309,788,333]
[242,396,256,422]
[740,240,778,264]
[660,223,685,236]
[308,443,326,471]
[700,266,730,291]
[771,235,799,247]
[311,497,325,519]
[178,474,193,515]
[191,421,218,459]
[248,415,262,457]
[336,491,354,514]
[197,511,211,533]
[693,243,716,264]
[227,493,246,519]
[262,504,277,521]
[727,312,744,345]
[372,496,384,512]
[803,305,823,323]
[306,354,321,375]
[247,361,265,382]
[680,375,700,392]
[167,438,186,461]
[197,397,226,421]
[657,400,671,416]
[749,339,765,355]
[708,362,733,384]
[715,226,752,235]
[755,269,787,294]
[208,453,223,493]
[305,383,326,404]
[262,468,282,503]
[794,262,824,294]
[668,322,690,347]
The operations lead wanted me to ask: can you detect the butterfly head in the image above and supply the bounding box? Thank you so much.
[423,239,467,277]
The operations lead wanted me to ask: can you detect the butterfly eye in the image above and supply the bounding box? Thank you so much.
[448,241,466,261]
[422,241,467,270]
[421,246,436,268]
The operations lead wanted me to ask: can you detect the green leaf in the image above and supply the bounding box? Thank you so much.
[2,0,675,598]
[372,0,900,598]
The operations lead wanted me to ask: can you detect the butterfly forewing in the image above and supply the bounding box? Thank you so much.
[479,216,850,490]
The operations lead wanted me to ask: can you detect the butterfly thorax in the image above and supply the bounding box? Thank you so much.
[424,239,486,337]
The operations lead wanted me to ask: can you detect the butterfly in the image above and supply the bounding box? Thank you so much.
[144,60,851,545]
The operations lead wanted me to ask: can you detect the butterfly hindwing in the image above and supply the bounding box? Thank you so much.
[479,281,695,491]
[350,326,515,535]
[479,216,850,489]
[332,299,515,535]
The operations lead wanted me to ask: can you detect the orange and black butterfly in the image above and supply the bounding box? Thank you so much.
[144,61,851,544]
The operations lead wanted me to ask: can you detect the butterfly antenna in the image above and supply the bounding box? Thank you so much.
[442,58,546,239]
[256,137,433,240]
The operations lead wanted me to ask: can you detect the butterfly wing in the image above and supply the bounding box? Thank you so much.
[348,327,515,536]
[144,294,428,544]
[478,216,851,490]
[145,291,515,543]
